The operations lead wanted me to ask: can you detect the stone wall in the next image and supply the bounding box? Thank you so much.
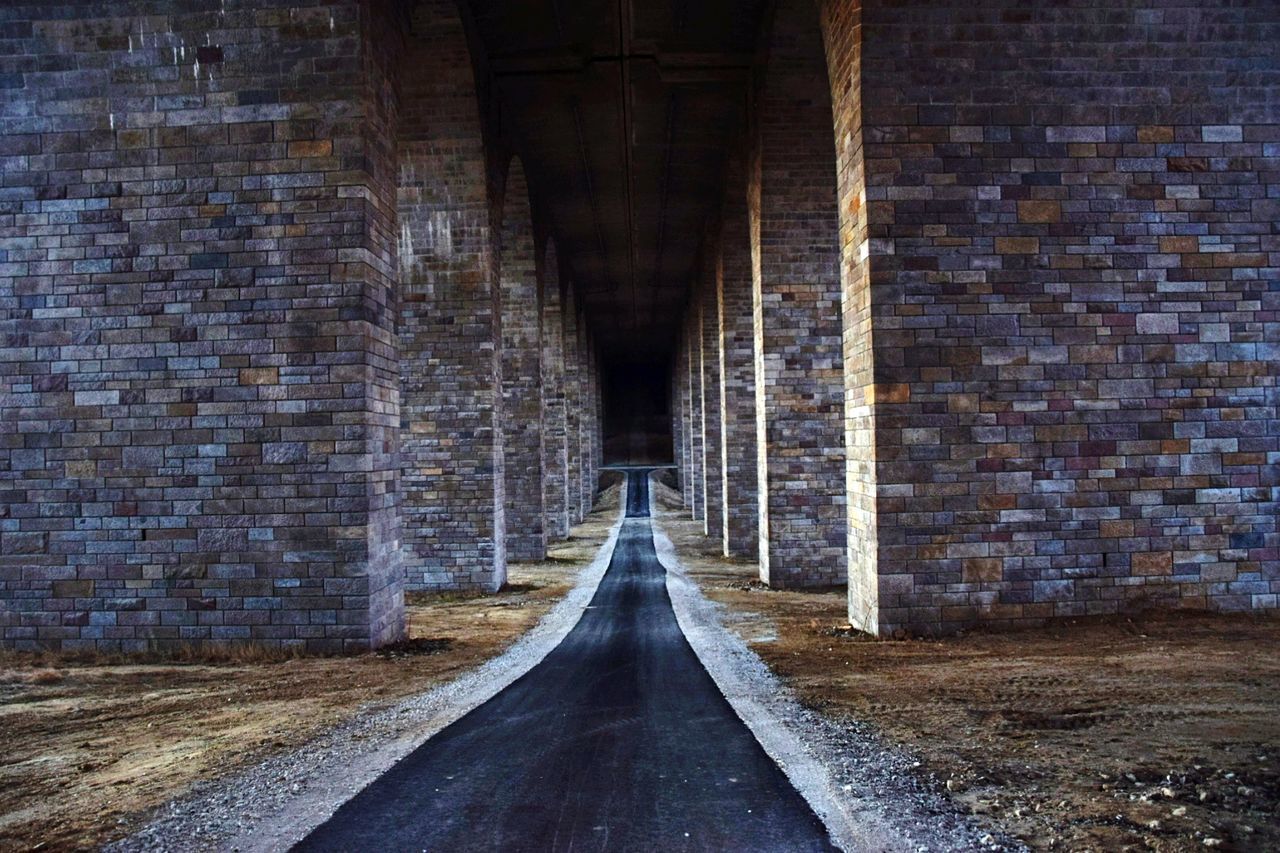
[698,249,724,540]
[398,0,504,592]
[748,0,847,587]
[717,152,759,559]
[498,158,545,562]
[539,238,569,540]
[0,0,405,651]
[825,0,1280,633]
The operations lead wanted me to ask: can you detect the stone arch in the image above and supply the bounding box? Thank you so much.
[498,156,546,561]
[397,0,506,592]
[749,0,846,588]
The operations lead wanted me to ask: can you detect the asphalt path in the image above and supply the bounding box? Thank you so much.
[295,470,836,852]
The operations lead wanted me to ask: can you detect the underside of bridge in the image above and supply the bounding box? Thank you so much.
[1,0,1277,651]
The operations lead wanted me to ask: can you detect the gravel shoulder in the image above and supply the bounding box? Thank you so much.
[649,474,1014,853]
[653,477,1280,853]
[0,488,624,852]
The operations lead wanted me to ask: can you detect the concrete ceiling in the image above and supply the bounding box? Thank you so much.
[464,0,767,365]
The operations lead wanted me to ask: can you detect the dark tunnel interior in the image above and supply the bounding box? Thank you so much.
[603,359,674,465]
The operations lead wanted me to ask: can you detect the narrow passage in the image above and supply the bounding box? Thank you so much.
[297,470,836,852]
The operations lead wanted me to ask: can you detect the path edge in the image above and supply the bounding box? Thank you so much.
[111,496,630,853]
[649,471,916,853]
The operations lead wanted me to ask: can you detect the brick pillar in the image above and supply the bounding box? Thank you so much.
[749,0,847,587]
[699,257,724,539]
[582,331,597,506]
[576,309,593,513]
[718,154,759,558]
[839,0,1280,634]
[672,341,686,501]
[590,338,604,486]
[0,0,406,651]
[818,0,878,631]
[499,159,545,562]
[562,282,584,524]
[685,309,705,521]
[399,0,504,595]
[540,240,569,540]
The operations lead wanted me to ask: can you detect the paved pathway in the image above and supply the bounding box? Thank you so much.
[296,471,835,852]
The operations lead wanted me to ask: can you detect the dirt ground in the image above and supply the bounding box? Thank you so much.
[655,487,1280,853]
[0,489,619,853]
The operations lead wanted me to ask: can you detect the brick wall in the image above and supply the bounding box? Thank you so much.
[397,0,504,592]
[539,237,568,539]
[817,0,878,631]
[698,251,724,539]
[498,157,544,561]
[826,0,1280,633]
[748,0,847,587]
[717,151,759,559]
[685,309,704,520]
[0,0,405,651]
[561,273,584,523]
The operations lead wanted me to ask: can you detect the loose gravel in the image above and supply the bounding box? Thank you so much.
[649,472,1023,853]
[110,498,627,853]
[114,471,1017,853]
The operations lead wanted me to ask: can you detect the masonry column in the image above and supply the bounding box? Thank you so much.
[582,331,597,505]
[718,153,759,558]
[576,310,593,513]
[540,240,569,540]
[685,309,705,521]
[672,341,686,503]
[398,0,505,595]
[680,330,691,504]
[591,340,606,484]
[817,0,878,631]
[749,0,847,587]
[499,159,545,561]
[562,281,584,524]
[699,252,724,540]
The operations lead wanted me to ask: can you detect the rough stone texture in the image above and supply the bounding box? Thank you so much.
[671,334,686,501]
[590,338,603,483]
[0,0,405,652]
[498,158,545,562]
[561,277,584,524]
[828,0,1280,633]
[539,239,568,540]
[575,309,593,515]
[398,0,504,592]
[817,0,878,631]
[698,253,724,541]
[717,152,759,560]
[685,310,704,521]
[748,0,847,588]
[675,331,691,508]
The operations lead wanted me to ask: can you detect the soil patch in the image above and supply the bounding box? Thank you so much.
[0,494,619,852]
[658,501,1280,852]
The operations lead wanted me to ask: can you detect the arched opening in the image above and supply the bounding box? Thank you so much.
[749,0,846,588]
